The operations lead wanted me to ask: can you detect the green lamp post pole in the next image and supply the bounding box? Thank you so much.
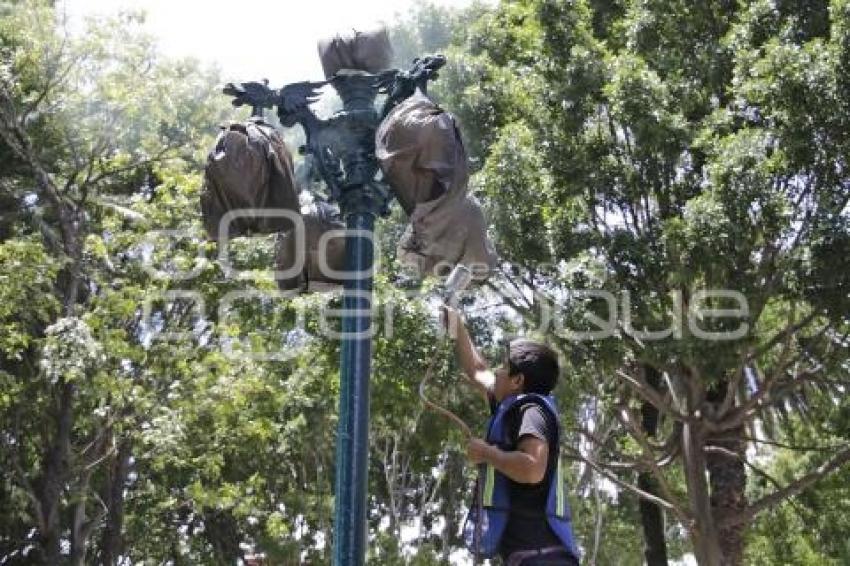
[330,74,387,565]
[334,210,375,564]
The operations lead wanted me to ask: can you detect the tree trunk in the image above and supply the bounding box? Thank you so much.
[100,440,132,565]
[638,365,669,566]
[440,452,462,563]
[706,386,747,565]
[35,380,75,564]
[705,433,746,565]
[1,78,87,566]
[70,468,94,566]
[204,509,243,563]
[590,480,604,565]
[638,474,669,564]
[681,410,723,565]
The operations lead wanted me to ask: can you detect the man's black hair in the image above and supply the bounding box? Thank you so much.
[506,338,559,395]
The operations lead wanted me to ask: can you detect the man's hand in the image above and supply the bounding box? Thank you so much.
[467,438,493,465]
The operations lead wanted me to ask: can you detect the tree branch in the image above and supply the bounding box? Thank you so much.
[563,444,689,520]
[747,310,820,365]
[20,39,80,125]
[711,434,845,453]
[616,405,690,524]
[571,426,641,471]
[719,445,850,529]
[615,369,689,422]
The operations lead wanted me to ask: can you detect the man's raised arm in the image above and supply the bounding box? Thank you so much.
[442,306,494,403]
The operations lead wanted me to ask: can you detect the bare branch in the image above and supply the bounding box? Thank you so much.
[747,310,820,365]
[664,371,687,414]
[21,43,81,125]
[571,426,641,471]
[719,445,850,529]
[489,267,534,312]
[710,434,845,453]
[563,444,689,520]
[84,148,179,189]
[0,83,70,217]
[83,444,117,473]
[484,279,535,324]
[718,324,831,432]
[615,369,688,422]
[616,405,690,524]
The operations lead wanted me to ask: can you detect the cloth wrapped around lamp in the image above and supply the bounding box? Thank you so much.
[200,117,347,293]
[317,27,393,79]
[275,210,348,292]
[200,118,300,239]
[376,93,497,280]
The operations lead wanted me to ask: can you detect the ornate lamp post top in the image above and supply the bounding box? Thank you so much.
[222,54,446,216]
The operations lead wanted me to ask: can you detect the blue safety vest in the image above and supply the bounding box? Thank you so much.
[463,393,580,560]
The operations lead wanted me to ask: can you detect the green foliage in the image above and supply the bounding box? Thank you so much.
[475,122,553,265]
[2,0,849,564]
[434,0,850,561]
[745,417,850,565]
[0,238,59,358]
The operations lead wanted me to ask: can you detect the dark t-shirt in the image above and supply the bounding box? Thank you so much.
[488,396,562,558]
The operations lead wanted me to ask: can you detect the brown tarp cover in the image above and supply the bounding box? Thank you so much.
[201,119,348,293]
[200,118,300,240]
[375,93,497,279]
[275,212,347,292]
[317,28,393,79]
[202,89,497,288]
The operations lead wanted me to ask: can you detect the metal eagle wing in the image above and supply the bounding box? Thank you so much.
[222,80,276,113]
[278,81,327,115]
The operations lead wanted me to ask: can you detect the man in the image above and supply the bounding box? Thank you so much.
[443,306,580,566]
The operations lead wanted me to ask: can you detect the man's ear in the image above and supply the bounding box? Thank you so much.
[511,372,525,392]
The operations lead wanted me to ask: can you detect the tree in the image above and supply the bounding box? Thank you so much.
[744,412,850,565]
[0,2,225,562]
[436,0,850,563]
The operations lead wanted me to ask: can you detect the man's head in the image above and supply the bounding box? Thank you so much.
[492,338,560,401]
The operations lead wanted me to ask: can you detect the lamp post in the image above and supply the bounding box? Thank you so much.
[322,72,386,566]
[223,53,445,565]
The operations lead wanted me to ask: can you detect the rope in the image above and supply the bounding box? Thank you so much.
[417,336,473,439]
[418,333,482,564]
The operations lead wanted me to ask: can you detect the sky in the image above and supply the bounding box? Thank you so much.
[61,0,485,85]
